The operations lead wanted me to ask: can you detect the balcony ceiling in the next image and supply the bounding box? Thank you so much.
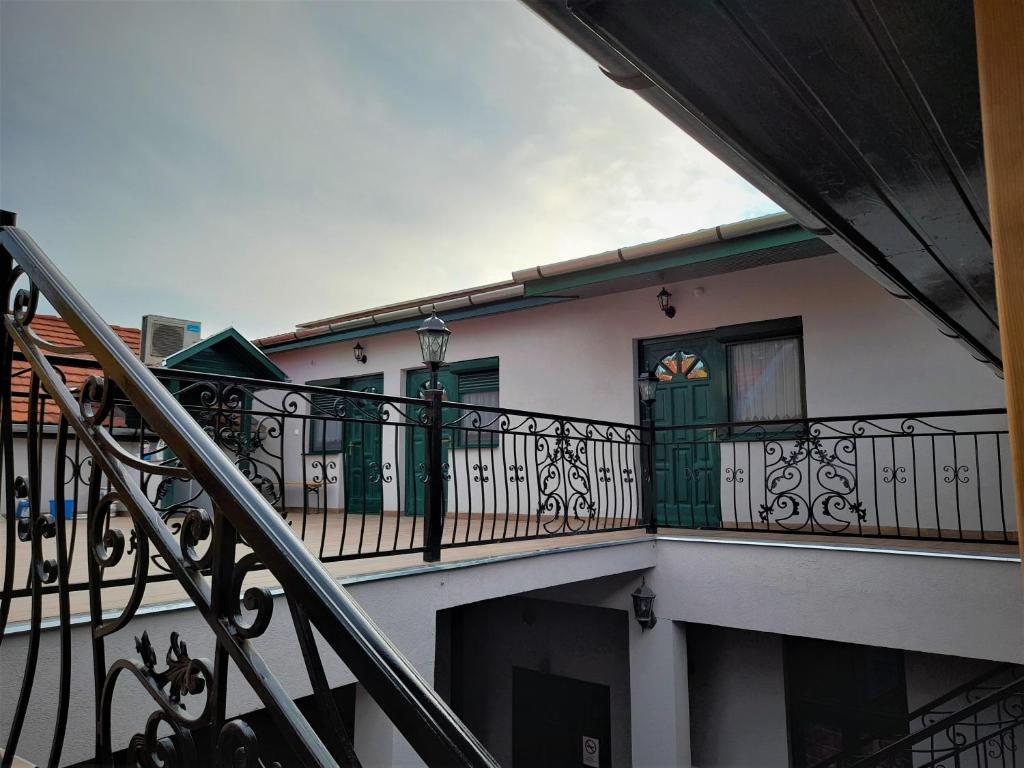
[526,0,999,369]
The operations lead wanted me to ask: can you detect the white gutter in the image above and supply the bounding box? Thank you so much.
[255,212,798,347]
[511,211,793,282]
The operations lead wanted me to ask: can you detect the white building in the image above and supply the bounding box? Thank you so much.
[3,217,1018,768]
[4,0,1023,762]
[196,211,1017,768]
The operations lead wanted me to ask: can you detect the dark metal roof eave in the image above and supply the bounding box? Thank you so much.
[518,0,1003,375]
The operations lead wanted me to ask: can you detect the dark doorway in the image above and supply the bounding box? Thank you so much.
[785,637,908,767]
[512,667,612,768]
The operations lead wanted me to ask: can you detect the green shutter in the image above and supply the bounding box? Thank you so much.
[458,370,499,394]
[309,391,339,416]
[307,382,344,452]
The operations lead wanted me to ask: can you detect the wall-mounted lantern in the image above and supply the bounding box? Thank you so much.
[631,577,657,631]
[657,287,676,318]
[353,342,367,364]
[417,312,451,389]
[637,371,659,408]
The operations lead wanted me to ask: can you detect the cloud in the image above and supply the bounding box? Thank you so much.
[0,0,779,339]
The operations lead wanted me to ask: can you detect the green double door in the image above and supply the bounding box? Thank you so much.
[342,374,384,515]
[641,335,727,527]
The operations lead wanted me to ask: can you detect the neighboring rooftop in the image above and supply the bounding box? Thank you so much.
[10,315,141,424]
[162,326,288,381]
[255,212,833,352]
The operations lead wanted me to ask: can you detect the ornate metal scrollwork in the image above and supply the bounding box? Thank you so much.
[725,467,744,484]
[181,507,214,569]
[881,465,907,484]
[759,432,865,533]
[535,425,596,533]
[217,720,283,768]
[367,460,393,484]
[228,553,274,639]
[106,631,213,767]
[943,464,971,484]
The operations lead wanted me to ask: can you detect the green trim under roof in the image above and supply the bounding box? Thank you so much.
[524,225,818,296]
[164,327,289,381]
[259,296,570,354]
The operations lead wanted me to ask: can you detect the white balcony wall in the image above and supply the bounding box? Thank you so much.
[0,433,143,520]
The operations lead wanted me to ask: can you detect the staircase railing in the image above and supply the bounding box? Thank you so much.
[849,674,1024,768]
[811,664,1024,768]
[0,216,499,766]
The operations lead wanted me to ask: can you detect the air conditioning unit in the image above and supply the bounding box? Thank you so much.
[140,315,202,365]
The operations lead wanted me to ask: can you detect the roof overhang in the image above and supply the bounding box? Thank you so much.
[522,0,1000,372]
[256,212,820,352]
[522,218,832,299]
[258,295,571,354]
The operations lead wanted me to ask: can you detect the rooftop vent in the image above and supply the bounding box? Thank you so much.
[140,315,201,365]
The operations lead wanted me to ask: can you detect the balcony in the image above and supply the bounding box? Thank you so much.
[3,368,1014,628]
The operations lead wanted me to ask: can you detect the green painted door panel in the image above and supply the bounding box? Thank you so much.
[342,374,384,515]
[643,337,727,527]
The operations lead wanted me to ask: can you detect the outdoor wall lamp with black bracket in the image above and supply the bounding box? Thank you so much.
[631,577,657,631]
[657,287,676,318]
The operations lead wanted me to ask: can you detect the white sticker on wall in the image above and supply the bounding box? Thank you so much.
[582,735,599,767]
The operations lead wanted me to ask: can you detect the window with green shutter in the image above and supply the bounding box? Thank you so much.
[306,380,344,453]
[456,369,499,447]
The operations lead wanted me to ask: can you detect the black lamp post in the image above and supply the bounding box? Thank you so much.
[353,342,367,364]
[417,312,451,390]
[631,577,657,631]
[657,287,676,318]
[637,372,660,534]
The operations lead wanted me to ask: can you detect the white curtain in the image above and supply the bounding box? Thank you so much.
[461,390,500,409]
[728,338,803,421]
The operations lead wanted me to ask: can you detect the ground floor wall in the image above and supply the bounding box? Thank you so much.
[686,624,790,767]
[2,536,1019,766]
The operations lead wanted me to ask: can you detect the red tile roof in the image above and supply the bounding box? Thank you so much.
[10,315,141,425]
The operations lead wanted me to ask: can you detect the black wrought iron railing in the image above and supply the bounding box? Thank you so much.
[2,364,650,611]
[811,664,1023,768]
[0,218,498,767]
[653,410,1014,543]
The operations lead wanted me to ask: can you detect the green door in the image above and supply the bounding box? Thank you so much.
[404,369,457,516]
[642,336,727,527]
[342,374,384,515]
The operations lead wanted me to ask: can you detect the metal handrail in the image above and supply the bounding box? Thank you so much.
[845,675,1024,768]
[653,408,1007,433]
[0,224,498,766]
[808,663,1019,768]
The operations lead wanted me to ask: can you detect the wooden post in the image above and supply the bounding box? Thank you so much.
[974,0,1024,563]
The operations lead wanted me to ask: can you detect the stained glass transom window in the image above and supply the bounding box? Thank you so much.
[655,351,709,381]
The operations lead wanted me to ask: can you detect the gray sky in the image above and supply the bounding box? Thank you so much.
[1,0,779,339]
